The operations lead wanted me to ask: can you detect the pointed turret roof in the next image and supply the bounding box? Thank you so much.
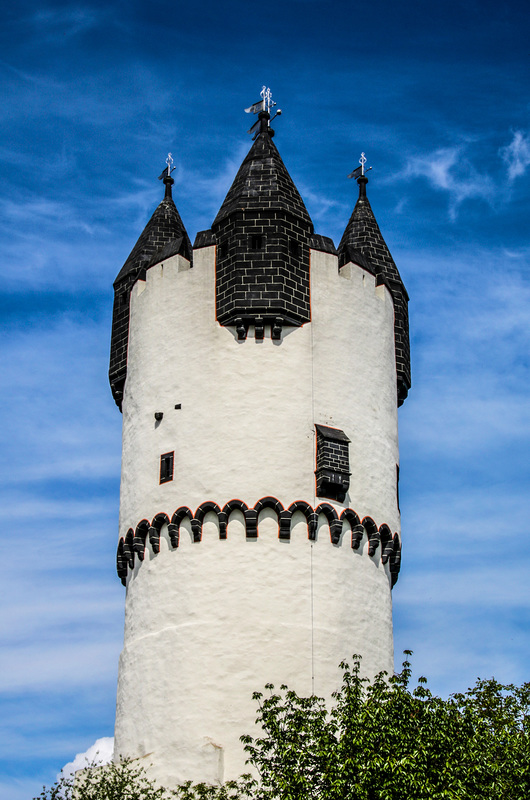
[115,180,192,285]
[213,123,313,229]
[338,177,406,292]
[338,176,411,404]
[109,173,192,409]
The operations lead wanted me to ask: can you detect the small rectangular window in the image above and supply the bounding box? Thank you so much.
[250,234,263,250]
[160,452,174,484]
[220,240,228,258]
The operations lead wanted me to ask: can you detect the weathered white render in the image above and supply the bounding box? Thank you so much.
[113,244,400,787]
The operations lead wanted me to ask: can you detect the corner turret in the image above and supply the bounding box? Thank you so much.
[109,158,192,408]
[338,169,411,405]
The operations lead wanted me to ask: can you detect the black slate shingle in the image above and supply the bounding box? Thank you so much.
[337,180,411,405]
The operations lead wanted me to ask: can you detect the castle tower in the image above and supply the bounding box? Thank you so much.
[110,100,409,789]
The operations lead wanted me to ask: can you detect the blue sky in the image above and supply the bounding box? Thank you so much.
[1,0,530,797]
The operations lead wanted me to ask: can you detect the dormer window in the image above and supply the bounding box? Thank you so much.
[315,425,351,503]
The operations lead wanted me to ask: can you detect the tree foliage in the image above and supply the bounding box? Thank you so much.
[36,654,530,800]
[222,653,530,800]
[33,758,174,800]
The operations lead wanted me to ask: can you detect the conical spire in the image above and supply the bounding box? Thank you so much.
[211,105,313,333]
[109,168,192,408]
[338,175,411,405]
[213,121,313,230]
[115,191,192,284]
[338,176,399,288]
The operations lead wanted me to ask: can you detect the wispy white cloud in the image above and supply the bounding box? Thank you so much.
[398,129,530,218]
[0,196,100,235]
[393,238,530,696]
[0,735,113,799]
[500,130,530,181]
[399,485,530,560]
[0,58,65,91]
[0,777,50,800]
[297,182,348,229]
[1,639,121,694]
[0,512,123,692]
[403,147,495,219]
[0,319,121,484]
[31,7,103,41]
[397,564,530,609]
[403,384,530,456]
[177,142,249,231]
[394,603,530,695]
[2,598,114,649]
[0,494,115,521]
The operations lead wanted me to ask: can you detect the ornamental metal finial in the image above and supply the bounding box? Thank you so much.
[260,86,274,114]
[347,152,372,181]
[359,152,367,176]
[158,153,176,182]
[158,153,176,198]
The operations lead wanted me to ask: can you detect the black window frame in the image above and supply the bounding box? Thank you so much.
[159,451,174,484]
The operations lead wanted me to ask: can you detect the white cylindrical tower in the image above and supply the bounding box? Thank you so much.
[109,111,410,789]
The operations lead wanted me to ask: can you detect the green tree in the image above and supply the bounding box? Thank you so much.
[228,653,530,800]
[37,655,530,800]
[33,758,174,800]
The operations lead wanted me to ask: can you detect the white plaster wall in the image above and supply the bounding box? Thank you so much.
[311,251,400,532]
[119,247,314,521]
[114,246,399,787]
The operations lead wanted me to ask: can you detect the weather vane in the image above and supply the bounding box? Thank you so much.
[245,86,276,115]
[245,86,282,137]
[347,152,373,180]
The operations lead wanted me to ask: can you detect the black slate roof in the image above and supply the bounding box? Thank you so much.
[338,180,411,404]
[115,196,192,286]
[213,131,313,229]
[109,190,192,409]
[338,187,405,293]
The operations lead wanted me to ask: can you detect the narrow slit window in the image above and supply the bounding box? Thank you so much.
[250,234,263,250]
[160,452,174,484]
[289,240,300,258]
